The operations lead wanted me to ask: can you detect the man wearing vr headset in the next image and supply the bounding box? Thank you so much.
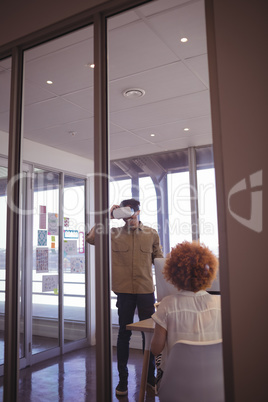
[86,198,163,396]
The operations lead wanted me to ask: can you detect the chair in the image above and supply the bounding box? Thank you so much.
[158,339,225,402]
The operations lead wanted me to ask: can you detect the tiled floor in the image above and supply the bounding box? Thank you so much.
[15,346,160,401]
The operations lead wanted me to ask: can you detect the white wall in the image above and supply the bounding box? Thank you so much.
[23,138,93,176]
[0,129,94,175]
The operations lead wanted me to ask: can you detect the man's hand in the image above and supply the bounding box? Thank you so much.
[110,204,120,219]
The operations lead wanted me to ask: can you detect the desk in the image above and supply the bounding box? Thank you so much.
[126,318,155,402]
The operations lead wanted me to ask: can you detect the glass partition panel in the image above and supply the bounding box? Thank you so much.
[63,175,86,343]
[107,0,222,396]
[22,24,94,356]
[108,0,211,249]
[0,56,11,367]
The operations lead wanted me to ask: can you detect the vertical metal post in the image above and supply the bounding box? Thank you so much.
[94,12,112,402]
[156,175,169,256]
[131,176,139,200]
[59,172,64,352]
[188,147,199,241]
[4,46,24,402]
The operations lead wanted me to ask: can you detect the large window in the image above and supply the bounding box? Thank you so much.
[20,23,94,360]
[167,171,192,249]
[139,176,158,230]
[197,167,219,256]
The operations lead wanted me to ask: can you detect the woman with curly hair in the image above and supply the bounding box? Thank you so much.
[151,241,222,382]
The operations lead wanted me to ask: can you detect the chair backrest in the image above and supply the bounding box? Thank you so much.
[158,339,225,402]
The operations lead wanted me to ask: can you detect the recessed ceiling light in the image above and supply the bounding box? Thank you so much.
[123,88,145,98]
[184,127,190,131]
[150,133,155,137]
[69,131,77,137]
[180,37,188,43]
[46,80,53,84]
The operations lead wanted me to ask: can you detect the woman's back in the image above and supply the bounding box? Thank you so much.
[152,290,222,370]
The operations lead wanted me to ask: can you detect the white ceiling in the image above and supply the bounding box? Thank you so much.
[0,0,212,161]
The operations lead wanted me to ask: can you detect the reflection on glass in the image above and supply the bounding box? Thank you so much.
[63,175,86,342]
[32,169,59,354]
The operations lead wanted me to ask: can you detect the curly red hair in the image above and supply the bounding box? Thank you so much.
[163,241,218,292]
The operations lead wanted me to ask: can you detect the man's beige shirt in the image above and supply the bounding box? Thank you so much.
[86,222,163,294]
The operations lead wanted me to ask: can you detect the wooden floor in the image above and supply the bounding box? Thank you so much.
[2,346,160,401]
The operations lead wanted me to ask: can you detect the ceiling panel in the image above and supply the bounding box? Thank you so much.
[108,19,178,80]
[132,115,212,142]
[138,0,192,16]
[156,132,212,151]
[109,60,207,112]
[0,0,213,163]
[0,70,11,113]
[24,25,93,62]
[110,90,210,130]
[147,1,207,60]
[23,97,90,132]
[108,9,139,30]
[60,138,94,159]
[63,87,93,114]
[110,130,151,150]
[23,81,57,106]
[25,117,93,143]
[24,38,94,96]
[184,54,209,87]
[0,111,9,132]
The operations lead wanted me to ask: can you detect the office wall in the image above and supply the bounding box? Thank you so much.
[0,0,107,46]
[206,0,268,401]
